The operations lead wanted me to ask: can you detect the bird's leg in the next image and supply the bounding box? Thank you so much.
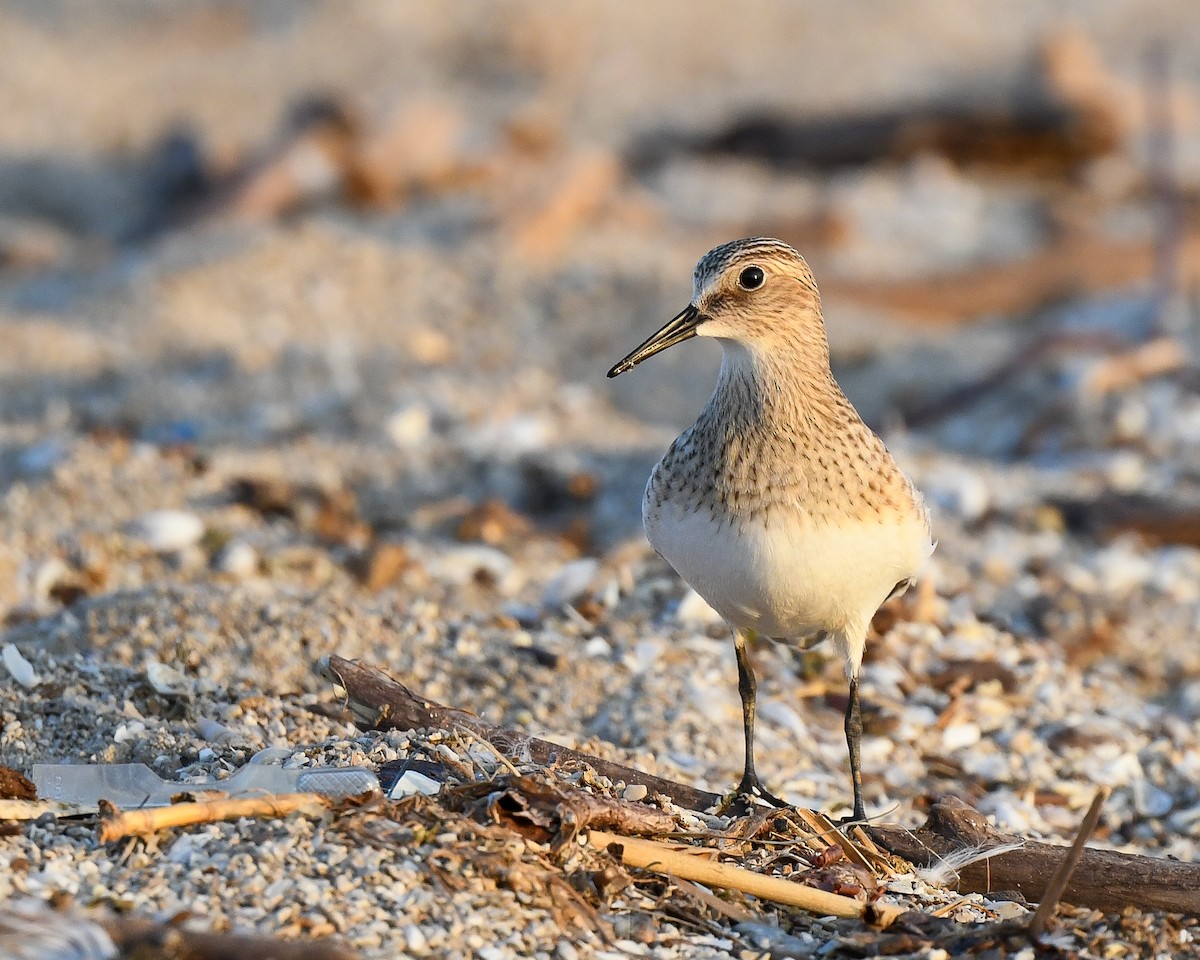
[733,629,788,808]
[841,673,867,825]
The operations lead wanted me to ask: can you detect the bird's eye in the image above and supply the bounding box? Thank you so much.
[738,266,765,290]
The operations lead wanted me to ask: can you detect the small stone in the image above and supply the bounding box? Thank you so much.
[1134,779,1174,818]
[925,467,989,522]
[941,722,982,752]
[213,541,258,578]
[990,900,1029,921]
[114,720,146,743]
[403,924,429,956]
[195,717,238,743]
[623,783,648,802]
[542,558,599,609]
[2,643,39,689]
[130,510,205,552]
[386,403,433,449]
[145,660,190,696]
[31,558,71,604]
[584,637,612,658]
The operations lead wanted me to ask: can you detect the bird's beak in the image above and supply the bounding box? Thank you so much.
[607,304,701,378]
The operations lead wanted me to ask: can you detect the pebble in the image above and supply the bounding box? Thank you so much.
[403,924,430,956]
[114,720,146,743]
[130,510,205,552]
[1134,779,1174,818]
[583,637,612,658]
[387,403,434,449]
[2,643,39,689]
[31,558,71,605]
[145,660,190,696]
[941,721,982,752]
[427,545,516,588]
[213,541,259,577]
[622,784,648,802]
[195,717,238,743]
[541,558,599,609]
[924,466,990,522]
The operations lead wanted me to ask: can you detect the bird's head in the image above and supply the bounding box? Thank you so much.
[607,237,825,378]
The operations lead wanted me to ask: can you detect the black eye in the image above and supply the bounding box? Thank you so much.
[738,266,764,290]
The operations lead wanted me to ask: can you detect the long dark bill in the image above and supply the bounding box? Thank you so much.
[606,304,701,378]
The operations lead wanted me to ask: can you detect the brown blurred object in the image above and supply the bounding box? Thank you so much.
[457,499,533,547]
[1080,336,1186,396]
[225,98,360,222]
[0,766,35,801]
[823,215,1200,324]
[347,99,486,206]
[230,476,369,547]
[1055,492,1200,548]
[631,31,1127,177]
[507,149,623,261]
[353,541,412,592]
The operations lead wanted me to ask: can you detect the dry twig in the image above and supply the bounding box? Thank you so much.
[1028,785,1111,942]
[588,831,905,926]
[99,793,331,843]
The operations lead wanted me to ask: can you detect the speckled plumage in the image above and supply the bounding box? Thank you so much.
[609,237,934,820]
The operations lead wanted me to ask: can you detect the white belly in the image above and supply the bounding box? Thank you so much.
[645,494,931,642]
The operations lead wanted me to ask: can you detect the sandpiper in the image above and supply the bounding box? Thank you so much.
[608,238,933,822]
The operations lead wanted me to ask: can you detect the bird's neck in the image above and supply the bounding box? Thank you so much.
[709,338,845,429]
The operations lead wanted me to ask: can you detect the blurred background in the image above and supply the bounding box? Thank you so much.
[1,0,1198,463]
[4,0,1200,892]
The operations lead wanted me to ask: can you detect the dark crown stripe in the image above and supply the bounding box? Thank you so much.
[694,237,803,286]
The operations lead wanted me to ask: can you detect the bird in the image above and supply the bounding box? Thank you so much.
[607,237,933,822]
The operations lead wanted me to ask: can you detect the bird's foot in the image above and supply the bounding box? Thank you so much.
[735,772,789,809]
[836,806,868,829]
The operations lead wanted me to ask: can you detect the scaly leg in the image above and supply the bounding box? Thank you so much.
[733,629,788,808]
[841,673,867,824]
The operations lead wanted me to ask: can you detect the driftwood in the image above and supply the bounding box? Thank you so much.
[319,655,723,811]
[866,796,1200,916]
[319,656,1200,916]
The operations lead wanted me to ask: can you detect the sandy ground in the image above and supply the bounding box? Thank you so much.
[2,2,1200,958]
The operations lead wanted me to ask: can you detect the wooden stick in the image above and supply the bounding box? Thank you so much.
[587,830,905,926]
[319,655,724,811]
[1028,786,1110,941]
[99,793,331,842]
